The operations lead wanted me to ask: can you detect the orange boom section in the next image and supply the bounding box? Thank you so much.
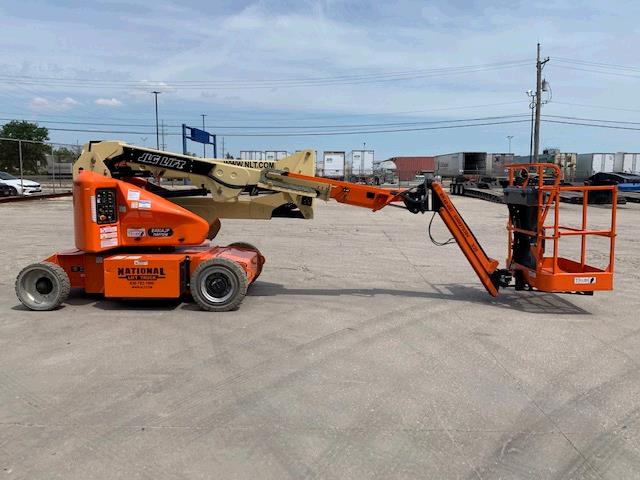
[283,171,502,296]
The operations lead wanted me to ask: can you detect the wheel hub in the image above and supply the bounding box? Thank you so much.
[206,274,231,298]
[35,277,53,295]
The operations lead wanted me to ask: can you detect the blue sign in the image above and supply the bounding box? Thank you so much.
[182,124,217,157]
[190,127,210,144]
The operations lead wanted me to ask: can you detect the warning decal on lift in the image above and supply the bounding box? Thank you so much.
[574,276,596,285]
[90,195,97,222]
[127,189,140,201]
[99,225,118,248]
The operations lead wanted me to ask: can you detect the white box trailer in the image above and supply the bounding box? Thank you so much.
[264,150,288,161]
[350,150,375,176]
[321,151,345,178]
[435,152,487,177]
[486,153,514,177]
[576,153,615,179]
[240,150,264,161]
[619,153,640,173]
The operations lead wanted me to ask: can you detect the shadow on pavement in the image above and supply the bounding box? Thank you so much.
[10,283,590,315]
[249,281,590,316]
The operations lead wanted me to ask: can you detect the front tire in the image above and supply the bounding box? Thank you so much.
[190,258,248,312]
[228,242,263,283]
[15,262,70,311]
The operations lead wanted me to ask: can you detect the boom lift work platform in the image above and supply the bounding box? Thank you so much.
[15,142,618,312]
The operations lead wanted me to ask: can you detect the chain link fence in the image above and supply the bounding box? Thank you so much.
[0,137,81,196]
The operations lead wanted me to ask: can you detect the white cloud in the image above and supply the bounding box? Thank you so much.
[94,97,123,107]
[28,96,79,112]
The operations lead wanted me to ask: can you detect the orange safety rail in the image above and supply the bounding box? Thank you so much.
[505,163,617,292]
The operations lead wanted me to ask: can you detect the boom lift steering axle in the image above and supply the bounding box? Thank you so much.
[15,142,617,312]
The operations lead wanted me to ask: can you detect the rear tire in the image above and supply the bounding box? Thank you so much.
[15,262,70,311]
[190,258,248,312]
[8,187,18,196]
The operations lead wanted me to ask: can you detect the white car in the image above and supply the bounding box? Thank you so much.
[0,172,42,195]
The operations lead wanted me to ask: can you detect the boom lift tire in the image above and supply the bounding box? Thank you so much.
[228,242,263,283]
[190,258,248,312]
[15,261,70,311]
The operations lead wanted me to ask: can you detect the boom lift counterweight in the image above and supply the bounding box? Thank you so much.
[15,142,617,312]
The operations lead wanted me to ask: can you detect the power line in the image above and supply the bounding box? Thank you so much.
[1,118,532,137]
[0,62,531,90]
[542,114,640,125]
[553,57,640,72]
[5,113,640,137]
[550,64,640,79]
[0,60,530,88]
[0,113,530,130]
[0,100,527,124]
[4,117,639,138]
[552,101,640,113]
[541,119,640,131]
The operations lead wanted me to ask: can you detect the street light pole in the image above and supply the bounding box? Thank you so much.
[507,135,513,154]
[201,114,207,157]
[152,91,161,150]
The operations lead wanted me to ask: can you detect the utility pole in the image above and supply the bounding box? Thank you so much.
[533,43,549,162]
[527,90,535,162]
[201,114,207,157]
[221,137,225,158]
[161,120,166,150]
[507,135,513,154]
[152,91,161,150]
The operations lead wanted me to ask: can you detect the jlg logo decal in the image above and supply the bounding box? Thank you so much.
[137,152,188,170]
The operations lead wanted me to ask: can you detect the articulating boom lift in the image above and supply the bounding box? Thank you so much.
[15,142,617,312]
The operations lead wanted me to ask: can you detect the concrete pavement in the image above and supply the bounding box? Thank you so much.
[1,196,640,479]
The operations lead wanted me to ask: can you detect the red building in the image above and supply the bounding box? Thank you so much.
[387,156,435,181]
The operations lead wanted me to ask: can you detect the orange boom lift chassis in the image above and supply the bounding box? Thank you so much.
[15,144,617,312]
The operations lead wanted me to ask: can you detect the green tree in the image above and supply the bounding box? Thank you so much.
[0,121,50,173]
[53,146,81,163]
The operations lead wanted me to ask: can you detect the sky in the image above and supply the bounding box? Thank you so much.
[1,0,639,159]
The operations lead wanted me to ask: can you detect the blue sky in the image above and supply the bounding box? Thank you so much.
[1,0,639,159]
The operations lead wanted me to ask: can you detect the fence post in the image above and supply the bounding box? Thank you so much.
[51,144,56,194]
[18,140,24,196]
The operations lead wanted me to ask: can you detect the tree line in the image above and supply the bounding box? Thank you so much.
[0,121,80,174]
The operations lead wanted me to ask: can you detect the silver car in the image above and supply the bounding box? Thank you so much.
[0,172,42,195]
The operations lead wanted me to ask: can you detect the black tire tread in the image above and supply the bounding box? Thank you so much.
[15,261,71,311]
[228,241,258,250]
